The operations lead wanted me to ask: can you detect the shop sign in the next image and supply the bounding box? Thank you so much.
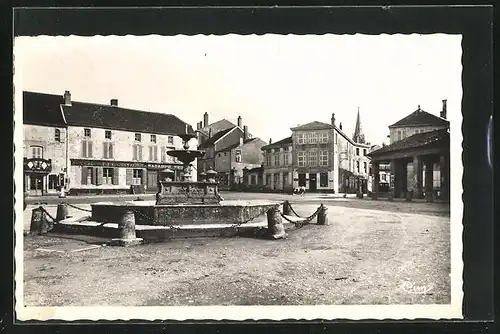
[71,159,183,170]
[24,158,52,174]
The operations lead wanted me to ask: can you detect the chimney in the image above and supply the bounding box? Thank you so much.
[269,138,272,145]
[331,113,336,126]
[63,90,71,106]
[243,125,248,140]
[203,112,209,127]
[440,99,447,119]
[237,116,242,128]
[339,122,343,130]
[110,99,118,107]
[208,128,212,138]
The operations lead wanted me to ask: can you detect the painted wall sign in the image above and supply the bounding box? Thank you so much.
[71,159,183,170]
[24,158,52,174]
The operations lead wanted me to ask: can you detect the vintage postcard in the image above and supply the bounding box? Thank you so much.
[14,33,463,321]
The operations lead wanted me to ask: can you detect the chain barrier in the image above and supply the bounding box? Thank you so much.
[280,202,322,229]
[65,203,93,213]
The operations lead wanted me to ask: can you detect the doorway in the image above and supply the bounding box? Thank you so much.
[309,173,317,191]
[298,173,306,187]
[29,174,44,196]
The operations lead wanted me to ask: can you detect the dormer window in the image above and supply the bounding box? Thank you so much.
[105,130,112,140]
[150,134,157,143]
[54,129,61,142]
[135,133,142,142]
[84,128,91,138]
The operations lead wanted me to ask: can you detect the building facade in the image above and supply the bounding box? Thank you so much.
[260,111,371,193]
[23,90,195,196]
[260,137,294,192]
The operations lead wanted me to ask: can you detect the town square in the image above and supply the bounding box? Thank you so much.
[14,32,462,320]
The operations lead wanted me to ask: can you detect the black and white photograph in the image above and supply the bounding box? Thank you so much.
[13,12,467,321]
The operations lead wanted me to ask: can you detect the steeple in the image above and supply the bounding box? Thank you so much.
[352,107,366,144]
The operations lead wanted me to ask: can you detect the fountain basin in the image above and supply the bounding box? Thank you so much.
[91,200,281,226]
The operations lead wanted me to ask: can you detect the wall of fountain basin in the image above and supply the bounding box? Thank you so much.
[90,200,281,226]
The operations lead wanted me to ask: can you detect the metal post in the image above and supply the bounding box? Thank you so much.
[56,202,69,221]
[317,204,329,225]
[110,209,143,247]
[267,207,286,240]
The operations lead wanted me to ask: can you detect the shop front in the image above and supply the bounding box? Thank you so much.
[24,157,57,196]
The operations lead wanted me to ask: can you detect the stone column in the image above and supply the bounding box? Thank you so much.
[425,158,434,202]
[372,162,380,199]
[317,204,329,225]
[412,156,423,199]
[389,160,397,200]
[267,207,286,239]
[440,154,450,202]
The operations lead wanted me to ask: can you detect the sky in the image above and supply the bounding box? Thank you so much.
[14,34,462,146]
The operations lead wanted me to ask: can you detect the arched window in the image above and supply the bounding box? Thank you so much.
[55,129,61,142]
[30,145,43,159]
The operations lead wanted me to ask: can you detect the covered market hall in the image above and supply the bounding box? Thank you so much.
[367,129,450,202]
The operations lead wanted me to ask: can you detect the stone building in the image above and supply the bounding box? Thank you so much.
[259,111,371,193]
[195,113,266,189]
[368,100,450,201]
[23,90,194,196]
[260,137,293,192]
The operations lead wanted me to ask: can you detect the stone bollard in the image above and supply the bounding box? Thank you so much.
[425,191,434,203]
[56,202,69,221]
[29,208,44,235]
[371,192,378,200]
[267,207,286,240]
[110,209,143,247]
[282,200,291,216]
[317,204,329,225]
[405,190,413,202]
[387,190,394,201]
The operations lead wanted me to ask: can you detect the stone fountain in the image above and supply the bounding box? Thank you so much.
[90,132,281,229]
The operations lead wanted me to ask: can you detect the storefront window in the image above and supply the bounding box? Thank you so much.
[48,174,58,189]
[103,168,114,184]
[132,169,143,185]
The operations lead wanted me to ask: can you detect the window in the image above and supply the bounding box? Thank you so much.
[433,167,441,188]
[319,132,328,143]
[218,153,221,158]
[266,155,272,167]
[356,161,360,173]
[167,136,174,145]
[103,142,114,159]
[319,150,328,166]
[363,149,367,156]
[283,172,289,186]
[149,146,158,161]
[381,174,387,181]
[132,169,143,185]
[251,175,256,185]
[274,154,280,166]
[273,173,280,189]
[81,140,93,158]
[283,153,289,166]
[84,128,91,138]
[320,172,328,187]
[224,152,227,156]
[266,174,271,186]
[356,148,360,156]
[397,130,402,141]
[150,134,156,143]
[364,161,367,173]
[297,133,305,144]
[308,151,318,166]
[105,130,112,139]
[30,146,43,158]
[48,174,58,189]
[86,167,93,184]
[132,144,143,160]
[297,151,306,167]
[103,168,114,184]
[308,132,318,144]
[235,150,242,163]
[54,129,61,142]
[135,133,142,142]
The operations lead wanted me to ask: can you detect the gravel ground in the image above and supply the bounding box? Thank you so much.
[22,199,450,306]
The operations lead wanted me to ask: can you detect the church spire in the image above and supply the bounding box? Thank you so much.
[352,107,366,144]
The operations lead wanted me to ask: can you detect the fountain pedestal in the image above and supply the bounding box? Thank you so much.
[156,181,220,205]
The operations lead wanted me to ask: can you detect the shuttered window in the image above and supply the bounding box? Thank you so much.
[133,145,143,161]
[103,142,114,159]
[102,168,114,184]
[96,167,104,185]
[161,147,166,162]
[149,146,158,161]
[82,140,93,158]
